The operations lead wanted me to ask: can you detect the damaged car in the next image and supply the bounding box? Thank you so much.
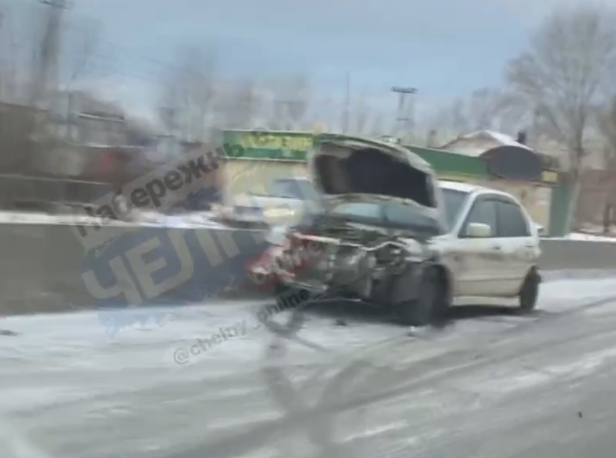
[248,134,450,325]
[248,134,543,326]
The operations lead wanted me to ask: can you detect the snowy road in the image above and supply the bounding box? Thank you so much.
[3,277,616,458]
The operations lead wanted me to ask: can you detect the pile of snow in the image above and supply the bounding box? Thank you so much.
[565,232,616,243]
[546,232,616,243]
[459,130,532,151]
[0,212,95,225]
[0,210,228,229]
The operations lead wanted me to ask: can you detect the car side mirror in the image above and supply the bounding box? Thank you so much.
[465,222,492,238]
[535,223,545,236]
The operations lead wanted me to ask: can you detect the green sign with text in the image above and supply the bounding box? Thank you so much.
[222,131,312,161]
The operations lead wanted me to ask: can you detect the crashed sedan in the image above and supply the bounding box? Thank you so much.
[248,134,450,325]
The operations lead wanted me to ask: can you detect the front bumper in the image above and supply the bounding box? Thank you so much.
[246,242,331,293]
[246,246,282,291]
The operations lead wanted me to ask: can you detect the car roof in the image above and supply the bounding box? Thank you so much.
[439,180,514,198]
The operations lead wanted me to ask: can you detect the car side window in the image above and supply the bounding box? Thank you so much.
[460,198,497,238]
[495,200,530,237]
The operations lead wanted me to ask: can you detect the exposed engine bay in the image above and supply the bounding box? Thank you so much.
[273,217,434,301]
[257,133,445,307]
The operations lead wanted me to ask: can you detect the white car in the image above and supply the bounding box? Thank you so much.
[249,134,541,326]
[218,177,321,228]
[436,181,541,309]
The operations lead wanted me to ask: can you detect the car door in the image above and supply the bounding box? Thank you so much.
[493,197,535,296]
[456,196,505,296]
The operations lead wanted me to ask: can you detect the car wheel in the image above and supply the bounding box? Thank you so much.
[519,269,540,313]
[397,267,448,326]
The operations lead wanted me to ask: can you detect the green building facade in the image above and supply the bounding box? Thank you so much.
[219,129,569,236]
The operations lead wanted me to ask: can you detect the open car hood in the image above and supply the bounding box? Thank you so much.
[309,134,443,218]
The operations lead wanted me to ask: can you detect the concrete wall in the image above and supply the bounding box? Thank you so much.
[538,239,616,270]
[2,223,616,316]
[0,223,269,315]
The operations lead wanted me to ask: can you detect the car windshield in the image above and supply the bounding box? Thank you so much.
[330,201,440,233]
[441,188,469,230]
[267,179,318,201]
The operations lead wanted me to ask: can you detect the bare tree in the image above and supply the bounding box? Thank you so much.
[426,129,439,148]
[468,88,503,130]
[467,88,527,132]
[0,10,16,102]
[269,75,311,130]
[309,96,337,133]
[221,77,263,129]
[350,92,371,135]
[64,19,101,90]
[429,88,527,141]
[597,99,616,167]
[595,97,616,232]
[285,75,310,129]
[450,98,468,134]
[369,114,384,138]
[507,5,616,233]
[158,45,218,140]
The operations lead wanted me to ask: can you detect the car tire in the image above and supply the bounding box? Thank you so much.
[397,266,448,326]
[519,269,540,313]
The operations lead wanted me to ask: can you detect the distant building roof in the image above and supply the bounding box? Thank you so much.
[441,130,532,155]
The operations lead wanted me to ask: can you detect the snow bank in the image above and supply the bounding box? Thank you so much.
[0,210,227,229]
[547,232,616,243]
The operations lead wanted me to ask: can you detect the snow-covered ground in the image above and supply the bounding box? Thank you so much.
[0,210,228,229]
[561,232,616,242]
[2,276,616,400]
[3,276,616,458]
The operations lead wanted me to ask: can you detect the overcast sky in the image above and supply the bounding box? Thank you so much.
[58,0,604,123]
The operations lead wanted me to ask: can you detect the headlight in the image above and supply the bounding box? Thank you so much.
[263,208,296,219]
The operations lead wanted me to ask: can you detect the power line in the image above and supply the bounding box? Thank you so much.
[4,0,230,89]
[0,0,190,77]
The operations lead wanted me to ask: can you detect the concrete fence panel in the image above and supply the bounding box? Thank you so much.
[3,224,616,316]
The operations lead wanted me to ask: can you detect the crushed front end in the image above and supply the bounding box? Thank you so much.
[281,222,429,299]
[248,213,436,305]
[247,134,445,303]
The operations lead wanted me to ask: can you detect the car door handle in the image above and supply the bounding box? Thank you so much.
[491,245,502,251]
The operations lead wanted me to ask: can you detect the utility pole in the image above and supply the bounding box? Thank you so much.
[391,86,417,143]
[0,12,4,101]
[7,13,19,104]
[273,99,295,130]
[530,106,541,151]
[31,0,69,139]
[342,72,350,134]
